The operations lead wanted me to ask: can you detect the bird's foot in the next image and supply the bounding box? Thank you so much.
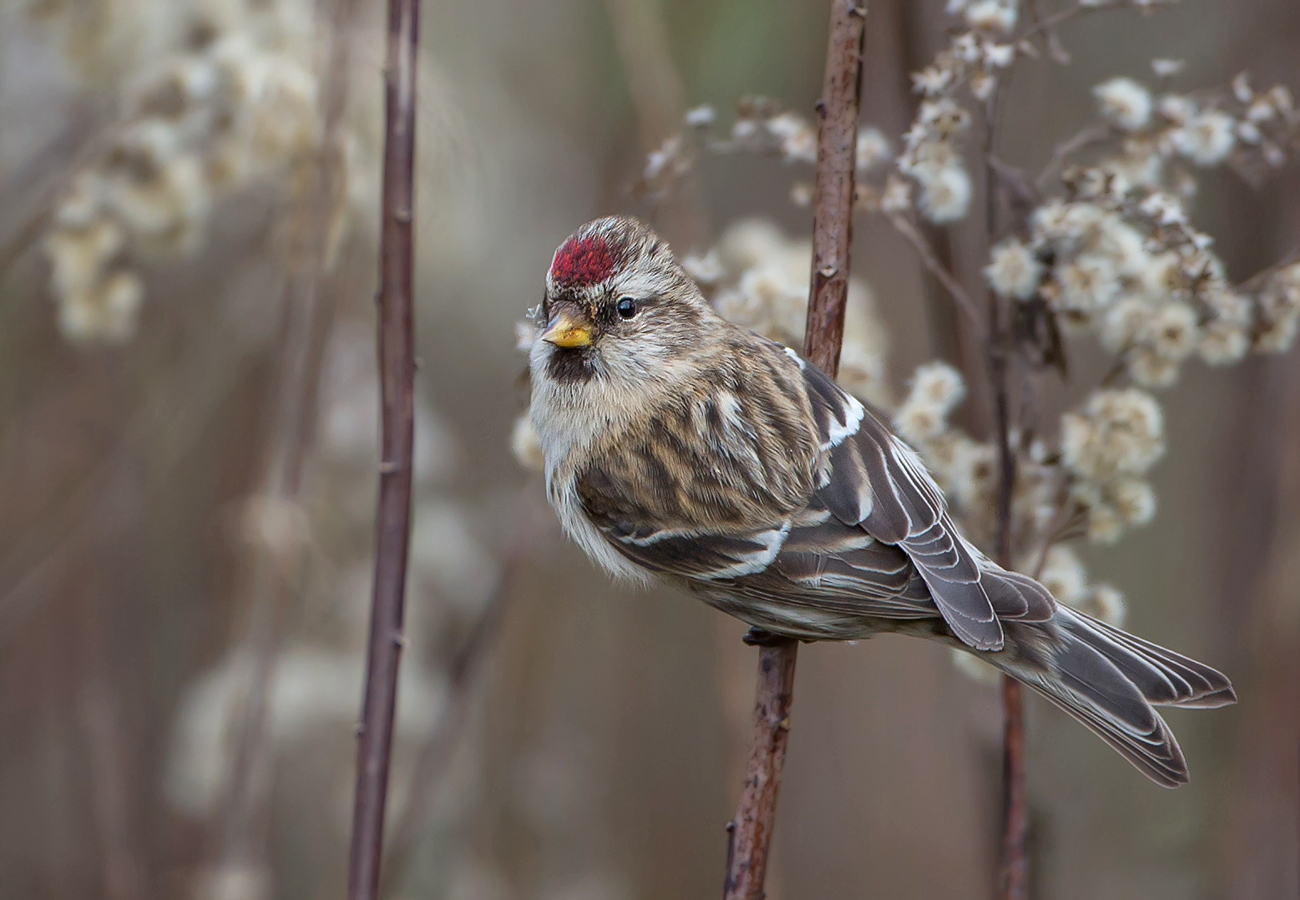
[742,626,791,647]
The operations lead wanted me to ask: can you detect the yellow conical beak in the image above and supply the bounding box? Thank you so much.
[540,310,594,348]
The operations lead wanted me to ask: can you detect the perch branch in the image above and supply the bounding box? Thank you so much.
[981,78,1029,900]
[346,2,421,899]
[722,2,866,897]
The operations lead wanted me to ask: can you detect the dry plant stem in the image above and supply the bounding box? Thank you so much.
[346,2,420,899]
[1000,678,1028,900]
[1036,124,1112,191]
[887,212,986,336]
[984,87,1027,900]
[723,2,866,897]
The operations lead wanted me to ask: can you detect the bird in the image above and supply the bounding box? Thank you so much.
[526,214,1235,787]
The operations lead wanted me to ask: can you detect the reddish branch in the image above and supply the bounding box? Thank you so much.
[345,2,421,900]
[984,85,1027,900]
[722,2,867,897]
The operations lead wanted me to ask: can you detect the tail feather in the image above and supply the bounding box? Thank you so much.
[992,606,1234,788]
[1075,614,1237,708]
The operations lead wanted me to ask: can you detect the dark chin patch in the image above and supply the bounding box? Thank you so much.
[546,347,598,383]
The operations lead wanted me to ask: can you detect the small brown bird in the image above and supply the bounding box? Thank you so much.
[527,215,1235,786]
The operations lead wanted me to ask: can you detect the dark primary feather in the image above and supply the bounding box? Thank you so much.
[803,363,1009,650]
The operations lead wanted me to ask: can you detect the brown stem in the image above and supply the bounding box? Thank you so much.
[722,2,866,897]
[1035,124,1113,191]
[346,2,421,899]
[887,212,987,337]
[981,75,1028,900]
[999,678,1028,900]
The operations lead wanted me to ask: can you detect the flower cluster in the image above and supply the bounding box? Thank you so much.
[990,173,1300,386]
[698,219,891,407]
[637,100,894,208]
[898,98,975,224]
[911,5,1017,104]
[889,363,1058,553]
[1060,388,1163,543]
[38,1,322,343]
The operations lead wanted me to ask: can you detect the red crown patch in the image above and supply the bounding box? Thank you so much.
[550,235,618,287]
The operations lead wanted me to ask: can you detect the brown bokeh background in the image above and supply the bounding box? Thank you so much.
[0,0,1297,898]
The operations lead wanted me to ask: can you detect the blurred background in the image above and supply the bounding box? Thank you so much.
[1,0,1297,898]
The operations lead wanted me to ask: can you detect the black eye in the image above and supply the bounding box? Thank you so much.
[616,297,638,319]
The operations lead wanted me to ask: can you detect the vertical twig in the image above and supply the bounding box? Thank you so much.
[346,2,420,899]
[722,2,867,897]
[983,84,1028,900]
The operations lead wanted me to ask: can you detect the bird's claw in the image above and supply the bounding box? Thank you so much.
[742,626,789,647]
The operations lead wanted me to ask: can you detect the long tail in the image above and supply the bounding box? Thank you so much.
[989,605,1235,787]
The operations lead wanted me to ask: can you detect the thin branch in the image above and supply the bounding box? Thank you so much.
[1035,124,1112,191]
[982,73,1028,900]
[346,2,421,899]
[1235,245,1300,293]
[722,2,866,897]
[888,213,987,337]
[999,678,1029,899]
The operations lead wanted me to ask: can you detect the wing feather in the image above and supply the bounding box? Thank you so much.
[800,363,1006,650]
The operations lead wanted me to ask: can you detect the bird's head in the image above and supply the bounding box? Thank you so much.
[529,216,714,392]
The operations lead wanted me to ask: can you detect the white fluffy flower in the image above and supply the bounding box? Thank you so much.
[984,238,1042,300]
[881,174,912,212]
[895,363,964,444]
[1100,296,1154,353]
[1145,301,1200,361]
[511,414,545,472]
[1151,59,1186,79]
[1109,477,1157,526]
[1054,254,1121,312]
[1140,251,1190,303]
[1094,78,1153,132]
[856,127,893,172]
[916,163,972,224]
[915,361,966,409]
[684,104,716,128]
[1094,216,1149,278]
[767,112,818,164]
[56,271,145,343]
[682,250,726,285]
[1061,389,1165,481]
[1126,348,1180,389]
[1169,110,1238,166]
[1198,318,1250,365]
[964,0,1018,33]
